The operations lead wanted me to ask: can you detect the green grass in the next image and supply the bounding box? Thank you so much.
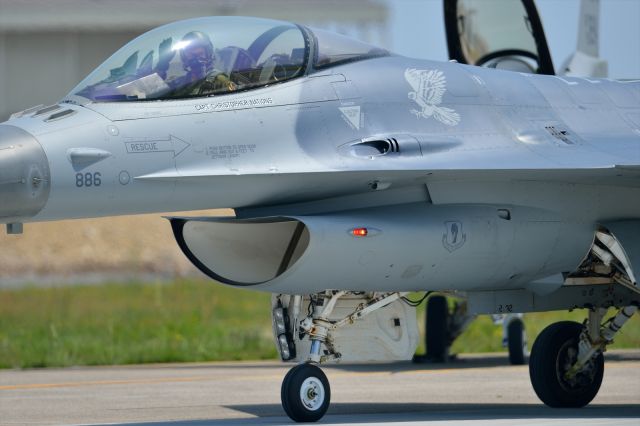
[452,310,640,355]
[0,281,638,369]
[0,280,277,369]
[414,298,640,355]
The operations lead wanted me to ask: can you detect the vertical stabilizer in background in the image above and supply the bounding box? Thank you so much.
[444,0,609,78]
[444,0,555,75]
[560,0,608,77]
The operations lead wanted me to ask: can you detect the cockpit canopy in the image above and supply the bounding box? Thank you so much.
[67,16,389,103]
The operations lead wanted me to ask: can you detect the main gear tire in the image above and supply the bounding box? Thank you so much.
[529,321,604,408]
[507,318,527,365]
[426,295,449,362]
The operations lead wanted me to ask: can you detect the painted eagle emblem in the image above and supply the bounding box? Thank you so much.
[404,68,461,126]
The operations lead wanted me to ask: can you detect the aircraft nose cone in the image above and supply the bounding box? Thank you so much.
[0,125,50,222]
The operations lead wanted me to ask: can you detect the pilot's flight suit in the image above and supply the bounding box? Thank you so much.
[169,71,236,97]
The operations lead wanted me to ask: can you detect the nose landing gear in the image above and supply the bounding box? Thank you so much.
[279,291,410,422]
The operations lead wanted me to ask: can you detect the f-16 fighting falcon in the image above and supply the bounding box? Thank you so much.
[0,6,638,423]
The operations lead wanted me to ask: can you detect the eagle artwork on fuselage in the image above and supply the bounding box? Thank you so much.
[0,13,639,424]
[405,68,461,126]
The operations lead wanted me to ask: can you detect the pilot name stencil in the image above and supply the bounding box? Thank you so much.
[405,68,461,126]
[195,97,274,112]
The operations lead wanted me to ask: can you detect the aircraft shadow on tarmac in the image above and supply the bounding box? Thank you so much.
[157,350,640,374]
[90,403,640,426]
[230,402,640,418]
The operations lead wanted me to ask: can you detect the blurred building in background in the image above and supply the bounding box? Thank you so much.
[0,0,389,121]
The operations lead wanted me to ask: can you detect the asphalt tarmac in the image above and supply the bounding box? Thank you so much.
[1,351,639,426]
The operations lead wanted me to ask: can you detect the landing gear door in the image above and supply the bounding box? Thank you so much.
[444,0,555,75]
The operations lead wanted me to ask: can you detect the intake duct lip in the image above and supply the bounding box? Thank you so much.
[169,216,309,287]
[170,218,231,284]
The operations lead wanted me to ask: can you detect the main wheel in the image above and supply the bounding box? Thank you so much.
[507,318,527,365]
[281,363,330,422]
[426,295,449,362]
[529,321,604,408]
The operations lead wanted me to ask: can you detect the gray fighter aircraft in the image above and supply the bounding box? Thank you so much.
[422,0,611,366]
[1,10,639,423]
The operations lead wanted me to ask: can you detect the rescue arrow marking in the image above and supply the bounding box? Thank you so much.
[124,135,190,158]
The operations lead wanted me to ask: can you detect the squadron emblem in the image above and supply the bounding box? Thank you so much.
[405,68,461,126]
[442,221,466,252]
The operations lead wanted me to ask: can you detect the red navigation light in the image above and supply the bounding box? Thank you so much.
[352,227,368,237]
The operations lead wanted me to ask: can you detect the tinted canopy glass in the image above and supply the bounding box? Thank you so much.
[68,17,307,102]
[312,29,389,69]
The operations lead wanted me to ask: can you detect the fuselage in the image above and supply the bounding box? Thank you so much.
[1,56,638,225]
[0,15,639,295]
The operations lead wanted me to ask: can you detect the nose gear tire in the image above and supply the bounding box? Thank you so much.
[281,363,331,422]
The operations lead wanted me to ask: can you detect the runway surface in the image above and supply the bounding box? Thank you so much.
[1,350,639,426]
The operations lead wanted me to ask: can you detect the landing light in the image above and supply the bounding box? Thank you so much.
[278,334,291,360]
[273,305,295,361]
[273,307,287,335]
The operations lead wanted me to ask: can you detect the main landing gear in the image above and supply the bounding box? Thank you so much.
[412,295,475,363]
[529,305,637,407]
[506,315,527,365]
[414,295,527,365]
[424,295,452,362]
[527,225,640,407]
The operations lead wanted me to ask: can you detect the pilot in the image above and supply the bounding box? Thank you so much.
[168,31,236,97]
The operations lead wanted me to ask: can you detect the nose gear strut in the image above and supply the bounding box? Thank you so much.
[280,291,407,422]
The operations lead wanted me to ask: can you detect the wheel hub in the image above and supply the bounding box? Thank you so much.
[557,341,597,391]
[300,377,324,411]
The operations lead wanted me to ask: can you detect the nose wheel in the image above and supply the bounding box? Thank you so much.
[281,363,330,422]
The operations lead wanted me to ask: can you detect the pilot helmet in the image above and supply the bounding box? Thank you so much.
[179,31,214,75]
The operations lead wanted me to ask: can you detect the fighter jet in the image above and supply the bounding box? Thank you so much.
[420,0,612,366]
[1,9,639,424]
